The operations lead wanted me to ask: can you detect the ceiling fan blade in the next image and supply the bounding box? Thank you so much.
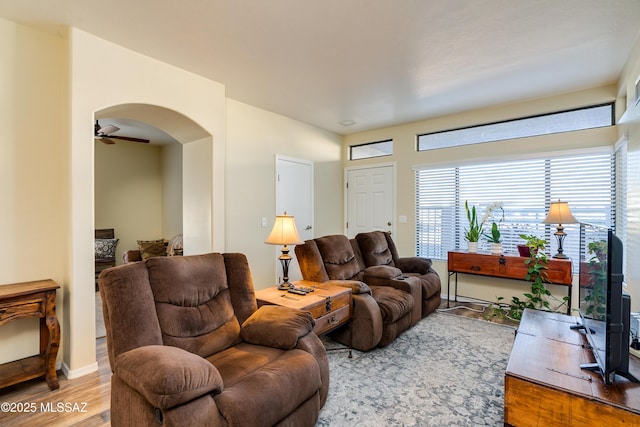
[100,137,116,145]
[99,124,120,135]
[109,135,150,143]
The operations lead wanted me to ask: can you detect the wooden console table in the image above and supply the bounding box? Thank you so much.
[447,250,572,314]
[505,309,640,426]
[0,279,61,391]
[256,281,351,336]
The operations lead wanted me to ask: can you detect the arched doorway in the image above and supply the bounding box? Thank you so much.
[92,104,215,353]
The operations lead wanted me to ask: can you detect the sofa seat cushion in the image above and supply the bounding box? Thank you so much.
[209,343,321,426]
[369,286,414,323]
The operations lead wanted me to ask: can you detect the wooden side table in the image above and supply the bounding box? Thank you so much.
[255,281,352,336]
[0,279,61,390]
[447,250,573,313]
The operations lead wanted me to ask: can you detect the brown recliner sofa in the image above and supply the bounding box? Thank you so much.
[295,234,421,352]
[355,231,442,316]
[99,252,329,427]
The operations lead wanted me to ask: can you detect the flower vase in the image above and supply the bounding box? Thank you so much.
[491,243,502,254]
[468,242,478,253]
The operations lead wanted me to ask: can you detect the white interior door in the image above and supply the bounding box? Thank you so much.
[276,155,313,283]
[345,164,395,238]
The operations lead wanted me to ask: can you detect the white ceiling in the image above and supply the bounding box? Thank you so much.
[2,0,640,136]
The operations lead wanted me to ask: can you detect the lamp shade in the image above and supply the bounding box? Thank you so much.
[542,201,578,224]
[265,213,303,245]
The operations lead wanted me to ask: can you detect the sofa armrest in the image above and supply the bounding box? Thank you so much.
[325,279,371,295]
[241,305,314,349]
[115,345,223,410]
[364,266,415,294]
[395,257,432,274]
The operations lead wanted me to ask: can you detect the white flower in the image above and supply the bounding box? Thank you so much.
[481,202,504,224]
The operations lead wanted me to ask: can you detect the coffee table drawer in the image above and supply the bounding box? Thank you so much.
[313,303,350,335]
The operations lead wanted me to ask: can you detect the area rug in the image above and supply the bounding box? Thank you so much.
[316,312,516,426]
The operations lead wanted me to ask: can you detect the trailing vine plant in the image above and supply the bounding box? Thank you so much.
[483,234,569,321]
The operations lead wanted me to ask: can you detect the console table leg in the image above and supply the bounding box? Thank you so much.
[42,291,60,390]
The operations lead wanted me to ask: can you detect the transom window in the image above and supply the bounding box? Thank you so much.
[417,103,614,151]
[350,139,393,160]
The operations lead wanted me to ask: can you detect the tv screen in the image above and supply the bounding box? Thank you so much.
[576,225,637,384]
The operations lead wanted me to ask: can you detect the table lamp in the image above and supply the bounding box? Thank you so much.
[265,212,304,289]
[542,200,578,259]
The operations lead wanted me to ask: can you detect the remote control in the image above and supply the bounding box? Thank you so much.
[294,286,314,293]
[288,288,308,295]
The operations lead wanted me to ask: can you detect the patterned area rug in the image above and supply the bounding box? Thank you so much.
[316,312,516,426]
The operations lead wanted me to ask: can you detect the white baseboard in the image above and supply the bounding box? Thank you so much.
[61,361,99,380]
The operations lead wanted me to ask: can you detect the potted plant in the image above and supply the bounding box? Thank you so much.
[485,222,502,254]
[464,201,483,252]
[483,202,504,254]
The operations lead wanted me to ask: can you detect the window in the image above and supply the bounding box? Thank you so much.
[350,139,393,160]
[415,151,616,269]
[417,103,614,151]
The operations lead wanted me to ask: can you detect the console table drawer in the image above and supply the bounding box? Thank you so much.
[0,297,46,326]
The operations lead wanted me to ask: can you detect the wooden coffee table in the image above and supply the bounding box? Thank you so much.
[255,281,352,336]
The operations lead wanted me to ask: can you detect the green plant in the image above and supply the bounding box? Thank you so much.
[464,201,483,242]
[483,296,508,321]
[583,239,607,321]
[484,222,501,244]
[506,234,568,320]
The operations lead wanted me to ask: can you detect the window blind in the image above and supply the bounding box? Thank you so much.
[416,151,615,270]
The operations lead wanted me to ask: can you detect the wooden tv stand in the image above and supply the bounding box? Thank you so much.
[504,309,640,426]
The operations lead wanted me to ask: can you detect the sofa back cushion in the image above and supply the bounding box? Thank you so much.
[147,253,241,357]
[315,235,363,281]
[356,231,395,267]
[295,240,331,283]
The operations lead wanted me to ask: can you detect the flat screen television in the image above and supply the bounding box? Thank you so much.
[573,225,638,384]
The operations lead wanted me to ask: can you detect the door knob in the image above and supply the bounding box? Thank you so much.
[387,221,392,226]
[305,225,312,230]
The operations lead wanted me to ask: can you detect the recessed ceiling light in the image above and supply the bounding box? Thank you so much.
[339,120,356,126]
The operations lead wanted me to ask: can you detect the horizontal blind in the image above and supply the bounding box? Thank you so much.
[416,152,615,270]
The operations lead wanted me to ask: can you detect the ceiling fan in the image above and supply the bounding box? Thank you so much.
[94,120,150,145]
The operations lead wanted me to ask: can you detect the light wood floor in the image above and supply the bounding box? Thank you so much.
[0,338,111,426]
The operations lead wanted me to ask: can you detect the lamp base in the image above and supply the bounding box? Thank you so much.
[552,253,569,259]
[278,282,293,290]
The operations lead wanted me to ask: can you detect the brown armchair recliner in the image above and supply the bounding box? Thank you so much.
[355,231,441,316]
[99,252,329,427]
[295,234,420,351]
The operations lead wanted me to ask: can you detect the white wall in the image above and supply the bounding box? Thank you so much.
[94,140,164,264]
[225,99,343,288]
[618,32,640,311]
[0,18,67,365]
[162,142,183,239]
